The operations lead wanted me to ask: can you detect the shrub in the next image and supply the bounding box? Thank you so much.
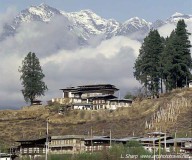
[124,140,152,160]
[48,154,71,160]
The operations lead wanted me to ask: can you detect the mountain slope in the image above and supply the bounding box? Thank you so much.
[0,88,191,147]
[1,4,191,44]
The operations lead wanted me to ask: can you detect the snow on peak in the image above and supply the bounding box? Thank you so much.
[79,9,95,14]
[66,9,109,35]
[128,17,141,21]
[16,3,61,23]
[124,17,151,28]
[72,9,104,22]
[171,12,184,17]
[6,4,192,44]
[38,3,49,8]
[167,12,192,23]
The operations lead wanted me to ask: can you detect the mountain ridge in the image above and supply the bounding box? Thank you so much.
[1,3,191,43]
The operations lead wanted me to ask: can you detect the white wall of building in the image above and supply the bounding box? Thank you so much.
[189,81,192,88]
[73,105,91,110]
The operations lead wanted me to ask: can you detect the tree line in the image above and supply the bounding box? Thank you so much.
[134,20,192,97]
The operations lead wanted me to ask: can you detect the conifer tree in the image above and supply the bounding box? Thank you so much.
[19,52,48,105]
[161,31,177,91]
[162,20,192,90]
[174,20,192,87]
[134,30,164,97]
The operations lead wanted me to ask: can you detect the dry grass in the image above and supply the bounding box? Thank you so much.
[0,88,191,147]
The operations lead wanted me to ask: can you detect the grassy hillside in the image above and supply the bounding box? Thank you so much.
[0,88,191,148]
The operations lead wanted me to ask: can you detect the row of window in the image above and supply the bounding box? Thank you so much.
[51,139,79,145]
[85,146,109,151]
[21,148,45,154]
[93,100,106,104]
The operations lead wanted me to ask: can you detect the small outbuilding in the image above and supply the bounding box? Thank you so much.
[32,99,42,105]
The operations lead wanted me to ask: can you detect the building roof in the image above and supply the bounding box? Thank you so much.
[84,136,110,141]
[85,137,108,141]
[16,137,46,142]
[138,136,170,142]
[60,84,119,94]
[60,87,76,92]
[88,94,117,100]
[118,137,139,141]
[160,138,192,144]
[138,137,160,142]
[84,136,139,142]
[77,84,118,90]
[147,131,166,135]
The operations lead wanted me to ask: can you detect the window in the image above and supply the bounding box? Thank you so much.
[34,148,39,153]
[24,148,27,153]
[29,148,33,153]
[43,148,46,153]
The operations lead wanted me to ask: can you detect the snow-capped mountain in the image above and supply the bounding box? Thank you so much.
[63,9,120,41]
[167,12,192,23]
[120,17,151,33]
[14,3,61,24]
[113,17,151,40]
[1,4,191,44]
[1,3,89,44]
[1,3,63,40]
[65,9,109,35]
[6,3,62,33]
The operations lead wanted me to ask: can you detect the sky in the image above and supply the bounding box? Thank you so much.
[0,0,192,22]
[0,0,191,109]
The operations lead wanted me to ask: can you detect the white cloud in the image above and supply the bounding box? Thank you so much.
[41,36,141,103]
[158,21,192,39]
[0,20,141,108]
[158,23,176,37]
[186,21,192,53]
[3,13,192,109]
[0,54,24,108]
[0,15,80,58]
[0,7,17,34]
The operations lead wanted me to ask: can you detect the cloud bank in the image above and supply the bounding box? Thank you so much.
[0,7,17,35]
[0,10,141,108]
[0,9,191,109]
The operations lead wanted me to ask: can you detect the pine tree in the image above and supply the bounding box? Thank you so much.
[19,52,48,105]
[162,31,177,91]
[158,37,166,93]
[134,30,164,97]
[174,20,192,87]
[162,20,192,90]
